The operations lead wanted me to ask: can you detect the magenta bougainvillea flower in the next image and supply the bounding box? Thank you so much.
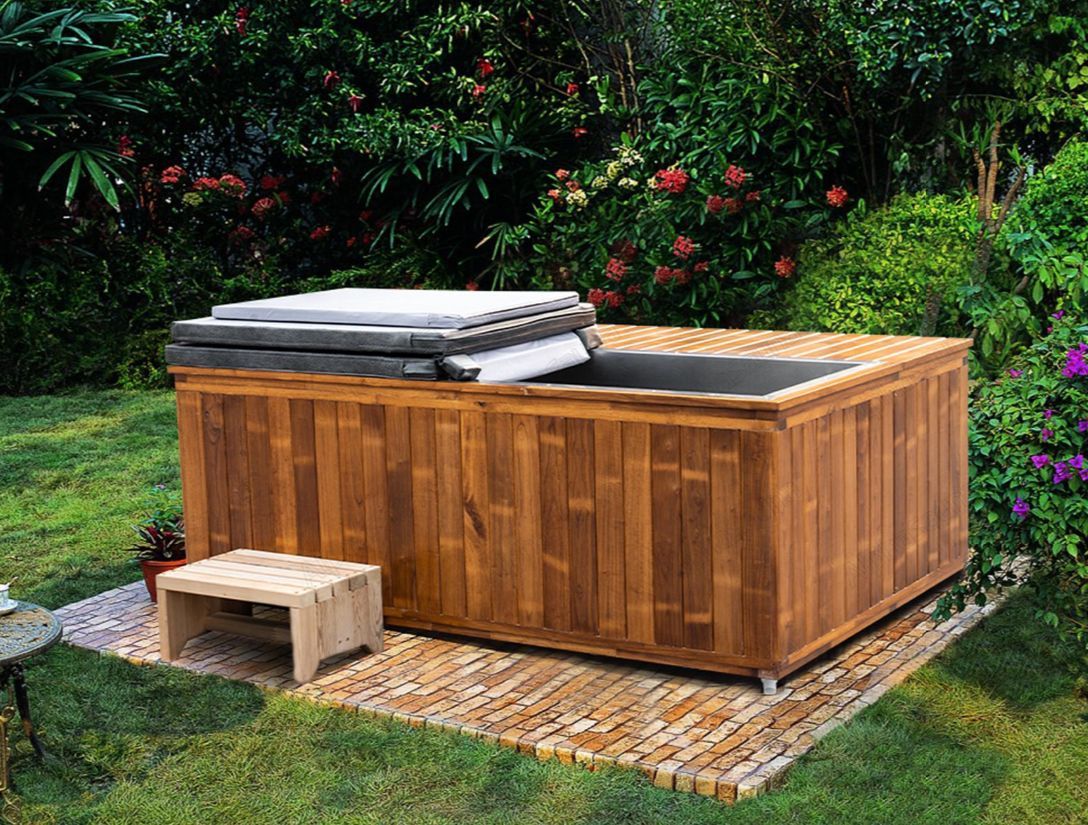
[1053,461,1073,484]
[1008,368,1023,378]
[1031,454,1051,468]
[1053,310,1066,320]
[1044,409,1055,419]
[1041,427,1054,441]
[1079,420,1088,432]
[1062,343,1088,377]
[1012,497,1030,519]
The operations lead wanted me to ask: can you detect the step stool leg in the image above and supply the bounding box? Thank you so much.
[289,603,320,684]
[159,591,214,661]
[353,569,384,654]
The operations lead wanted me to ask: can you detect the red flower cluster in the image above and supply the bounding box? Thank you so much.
[571,126,589,140]
[706,194,725,214]
[565,180,581,192]
[476,58,494,78]
[217,174,247,196]
[118,135,135,158]
[323,70,340,90]
[160,165,186,185]
[259,174,286,191]
[724,164,746,189]
[746,190,761,203]
[192,176,221,191]
[229,225,255,244]
[709,195,743,215]
[251,196,277,219]
[472,84,487,99]
[587,287,606,306]
[654,265,684,285]
[547,188,561,203]
[566,82,579,96]
[774,256,796,278]
[310,225,331,241]
[348,93,364,113]
[653,166,689,194]
[465,280,480,291]
[626,284,641,297]
[555,169,570,181]
[693,260,709,273]
[672,235,695,260]
[826,185,848,208]
[611,238,637,262]
[605,257,628,281]
[235,6,249,36]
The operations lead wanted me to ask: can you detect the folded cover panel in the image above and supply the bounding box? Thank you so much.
[165,344,447,380]
[173,305,597,354]
[211,288,580,329]
[441,332,591,382]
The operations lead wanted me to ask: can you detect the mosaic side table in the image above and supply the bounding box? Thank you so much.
[0,603,62,763]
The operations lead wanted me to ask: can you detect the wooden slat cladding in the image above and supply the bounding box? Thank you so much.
[174,326,969,681]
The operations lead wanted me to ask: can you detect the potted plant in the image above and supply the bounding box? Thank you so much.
[128,484,186,602]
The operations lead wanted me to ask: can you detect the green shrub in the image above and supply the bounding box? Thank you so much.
[937,315,1088,652]
[772,193,979,335]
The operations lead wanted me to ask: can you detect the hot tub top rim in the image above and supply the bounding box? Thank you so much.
[169,326,970,420]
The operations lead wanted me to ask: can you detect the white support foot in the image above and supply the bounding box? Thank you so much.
[760,677,778,695]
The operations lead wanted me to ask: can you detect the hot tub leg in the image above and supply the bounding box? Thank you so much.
[759,674,778,695]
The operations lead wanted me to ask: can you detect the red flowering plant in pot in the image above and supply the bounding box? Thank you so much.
[127,485,186,602]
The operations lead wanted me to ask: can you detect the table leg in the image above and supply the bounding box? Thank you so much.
[10,665,45,760]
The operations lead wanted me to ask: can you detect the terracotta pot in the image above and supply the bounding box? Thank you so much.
[139,557,187,603]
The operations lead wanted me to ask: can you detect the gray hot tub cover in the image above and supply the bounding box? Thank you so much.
[172,303,598,355]
[212,288,580,329]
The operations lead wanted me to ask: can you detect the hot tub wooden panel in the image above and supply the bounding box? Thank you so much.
[172,325,970,682]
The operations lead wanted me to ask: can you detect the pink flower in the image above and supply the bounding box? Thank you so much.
[652,167,689,194]
[672,235,695,260]
[1031,454,1050,469]
[724,164,746,189]
[1007,368,1022,378]
[309,225,331,241]
[323,70,341,90]
[1012,497,1030,520]
[565,180,581,192]
[774,256,796,278]
[348,93,364,113]
[160,165,186,185]
[555,169,571,181]
[472,84,487,99]
[547,188,561,203]
[826,185,849,208]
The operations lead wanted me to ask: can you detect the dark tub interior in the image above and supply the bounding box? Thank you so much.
[522,348,865,397]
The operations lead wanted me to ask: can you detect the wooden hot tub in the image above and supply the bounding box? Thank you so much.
[171,326,970,691]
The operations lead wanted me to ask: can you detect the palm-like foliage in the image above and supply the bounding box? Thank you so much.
[0,2,156,208]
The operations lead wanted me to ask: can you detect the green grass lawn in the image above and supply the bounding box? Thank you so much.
[1,390,1086,825]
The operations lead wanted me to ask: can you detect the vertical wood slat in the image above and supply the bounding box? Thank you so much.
[202,394,231,556]
[384,405,416,610]
[358,405,391,601]
[289,399,321,557]
[740,431,776,659]
[623,422,654,644]
[855,403,872,613]
[567,418,598,635]
[926,377,941,574]
[461,410,492,622]
[176,391,210,561]
[651,424,684,647]
[680,427,713,650]
[313,400,343,561]
[594,420,626,640]
[937,373,952,568]
[411,408,441,614]
[222,395,253,551]
[951,367,969,562]
[539,416,570,632]
[336,402,367,564]
[513,415,543,627]
[244,396,275,552]
[710,429,744,655]
[267,397,298,556]
[892,390,907,592]
[842,407,859,621]
[436,409,467,618]
[816,416,832,634]
[488,413,518,626]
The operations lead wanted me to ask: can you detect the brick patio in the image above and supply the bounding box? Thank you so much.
[56,582,993,803]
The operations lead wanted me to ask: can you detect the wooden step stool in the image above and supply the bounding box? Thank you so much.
[156,549,383,683]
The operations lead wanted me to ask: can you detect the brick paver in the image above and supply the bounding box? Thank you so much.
[56,582,993,802]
